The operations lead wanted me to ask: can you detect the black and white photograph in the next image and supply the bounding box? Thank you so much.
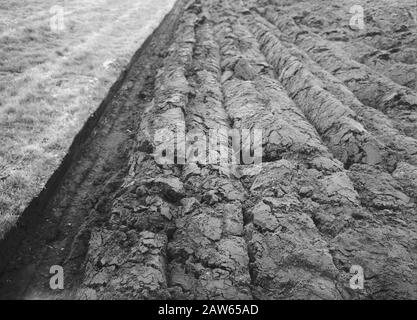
[0,0,416,305]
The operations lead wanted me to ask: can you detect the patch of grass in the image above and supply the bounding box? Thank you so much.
[0,0,176,239]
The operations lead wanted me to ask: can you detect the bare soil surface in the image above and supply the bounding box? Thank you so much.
[0,0,416,300]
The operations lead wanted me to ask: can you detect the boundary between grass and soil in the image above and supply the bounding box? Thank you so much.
[0,0,184,273]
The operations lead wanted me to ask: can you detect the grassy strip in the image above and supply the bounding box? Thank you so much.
[0,0,176,237]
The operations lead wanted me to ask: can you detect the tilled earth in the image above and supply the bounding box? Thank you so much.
[0,0,416,299]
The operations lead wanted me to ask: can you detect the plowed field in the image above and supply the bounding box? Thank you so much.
[0,0,416,300]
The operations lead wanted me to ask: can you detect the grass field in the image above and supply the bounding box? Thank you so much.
[0,0,175,238]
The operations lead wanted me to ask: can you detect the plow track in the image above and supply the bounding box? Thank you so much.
[0,0,416,299]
